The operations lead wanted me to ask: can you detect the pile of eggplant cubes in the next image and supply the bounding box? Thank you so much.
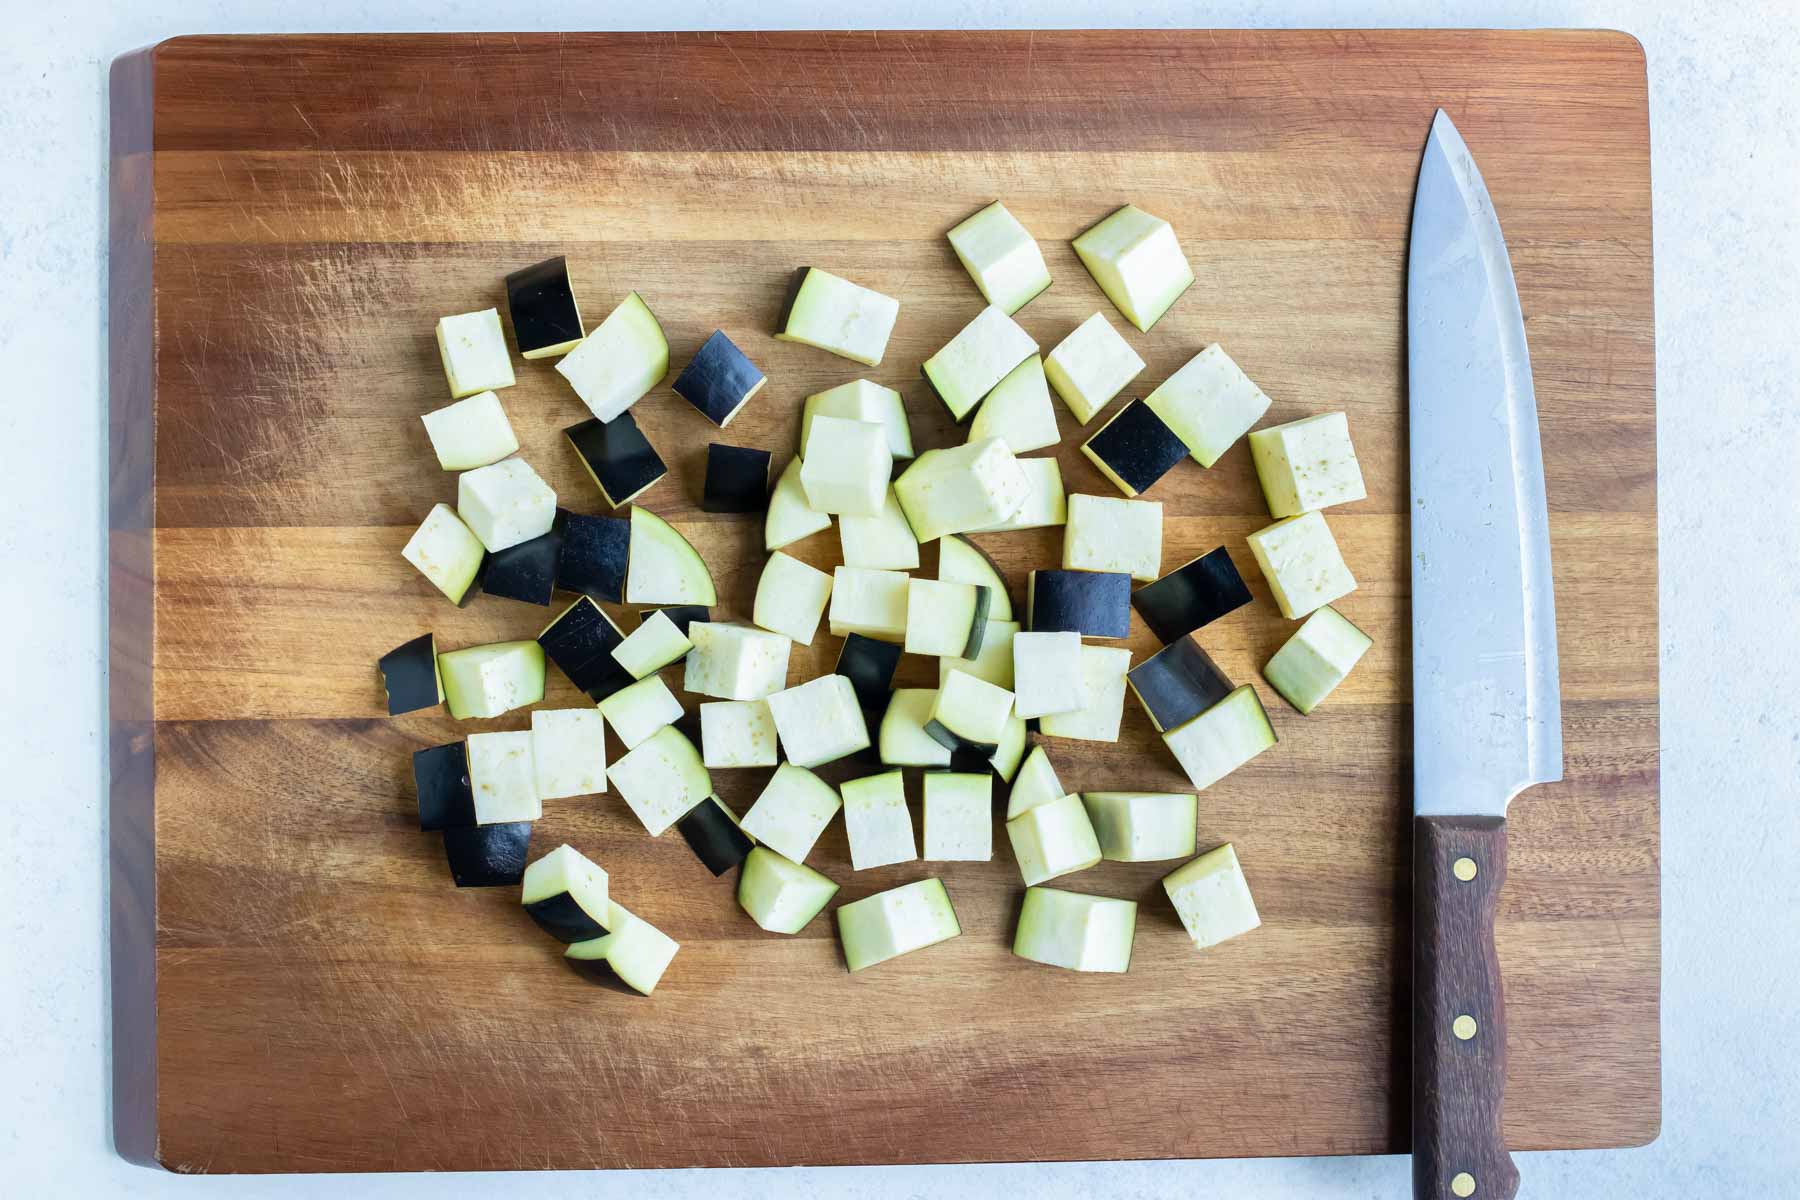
[389,202,1371,994]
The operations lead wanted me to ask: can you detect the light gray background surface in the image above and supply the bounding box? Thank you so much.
[5,1,1795,1195]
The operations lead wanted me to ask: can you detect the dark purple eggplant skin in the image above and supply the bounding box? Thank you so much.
[1028,570,1131,639]
[773,267,812,335]
[835,633,903,710]
[480,509,567,606]
[556,512,630,603]
[923,717,1000,759]
[380,632,441,716]
[1127,636,1235,733]
[958,586,993,659]
[675,799,754,876]
[647,605,710,635]
[702,443,773,513]
[524,891,611,942]
[505,255,584,356]
[676,331,767,426]
[443,821,531,887]
[414,741,475,831]
[565,412,667,507]
[1085,399,1188,495]
[537,596,635,700]
[1130,546,1253,644]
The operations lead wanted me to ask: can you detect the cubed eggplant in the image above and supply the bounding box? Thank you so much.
[835,632,903,711]
[565,412,667,508]
[537,596,635,701]
[675,330,767,426]
[520,844,612,941]
[1079,399,1189,498]
[504,255,585,359]
[555,511,630,604]
[443,821,531,887]
[413,740,475,831]
[646,605,711,636]
[379,633,442,716]
[1127,636,1235,733]
[1130,546,1254,644]
[1027,569,1132,639]
[703,443,774,513]
[676,796,755,876]
[479,508,568,606]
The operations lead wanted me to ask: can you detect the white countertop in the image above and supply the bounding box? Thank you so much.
[4,1,1796,1195]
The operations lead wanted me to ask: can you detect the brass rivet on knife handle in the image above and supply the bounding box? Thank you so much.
[1413,815,1519,1200]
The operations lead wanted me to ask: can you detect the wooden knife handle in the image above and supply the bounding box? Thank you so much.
[1413,815,1517,1200]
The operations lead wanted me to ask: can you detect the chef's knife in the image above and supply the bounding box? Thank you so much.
[1407,110,1563,1200]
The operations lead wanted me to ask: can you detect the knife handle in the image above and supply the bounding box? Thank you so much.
[1413,815,1517,1200]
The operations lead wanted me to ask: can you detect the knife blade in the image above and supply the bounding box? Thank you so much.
[1407,109,1563,1200]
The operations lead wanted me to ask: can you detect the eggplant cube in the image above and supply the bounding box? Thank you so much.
[740,764,842,863]
[938,618,1018,690]
[700,699,779,769]
[1128,636,1235,733]
[938,534,1015,620]
[421,391,520,471]
[1071,204,1194,333]
[775,267,900,367]
[841,770,918,870]
[989,711,1029,784]
[608,725,712,837]
[677,796,755,876]
[505,255,585,359]
[738,846,839,933]
[904,578,988,659]
[1013,887,1137,973]
[877,688,953,768]
[1262,605,1372,715]
[1081,791,1198,862]
[702,443,773,514]
[565,901,680,995]
[1131,546,1254,644]
[836,633,904,710]
[402,503,485,604]
[1037,645,1132,743]
[379,633,442,716]
[971,456,1067,533]
[968,354,1060,454]
[684,622,792,701]
[921,304,1039,422]
[1161,684,1277,791]
[766,674,870,769]
[521,843,611,942]
[835,878,961,972]
[1005,791,1102,886]
[1249,411,1368,517]
[556,512,630,603]
[926,669,1016,755]
[1027,569,1131,640]
[537,597,633,701]
[1143,344,1272,468]
[413,741,475,831]
[596,675,684,751]
[1011,630,1084,719]
[946,200,1053,315]
[839,486,920,571]
[467,729,541,823]
[566,413,668,509]
[554,291,669,423]
[828,566,911,643]
[1044,312,1145,425]
[1006,744,1065,820]
[1063,493,1163,582]
[1163,843,1261,950]
[610,609,693,679]
[478,509,566,606]
[799,415,890,517]
[765,456,833,552]
[437,640,546,720]
[801,379,913,459]
[893,439,1030,543]
[435,308,515,398]
[1080,400,1189,499]
[530,708,607,800]
[626,507,717,607]
[753,551,835,645]
[674,330,767,426]
[457,457,557,553]
[923,772,993,861]
[443,822,531,887]
[1246,510,1357,619]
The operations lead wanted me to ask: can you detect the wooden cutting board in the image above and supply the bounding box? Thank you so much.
[108,30,1658,1173]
